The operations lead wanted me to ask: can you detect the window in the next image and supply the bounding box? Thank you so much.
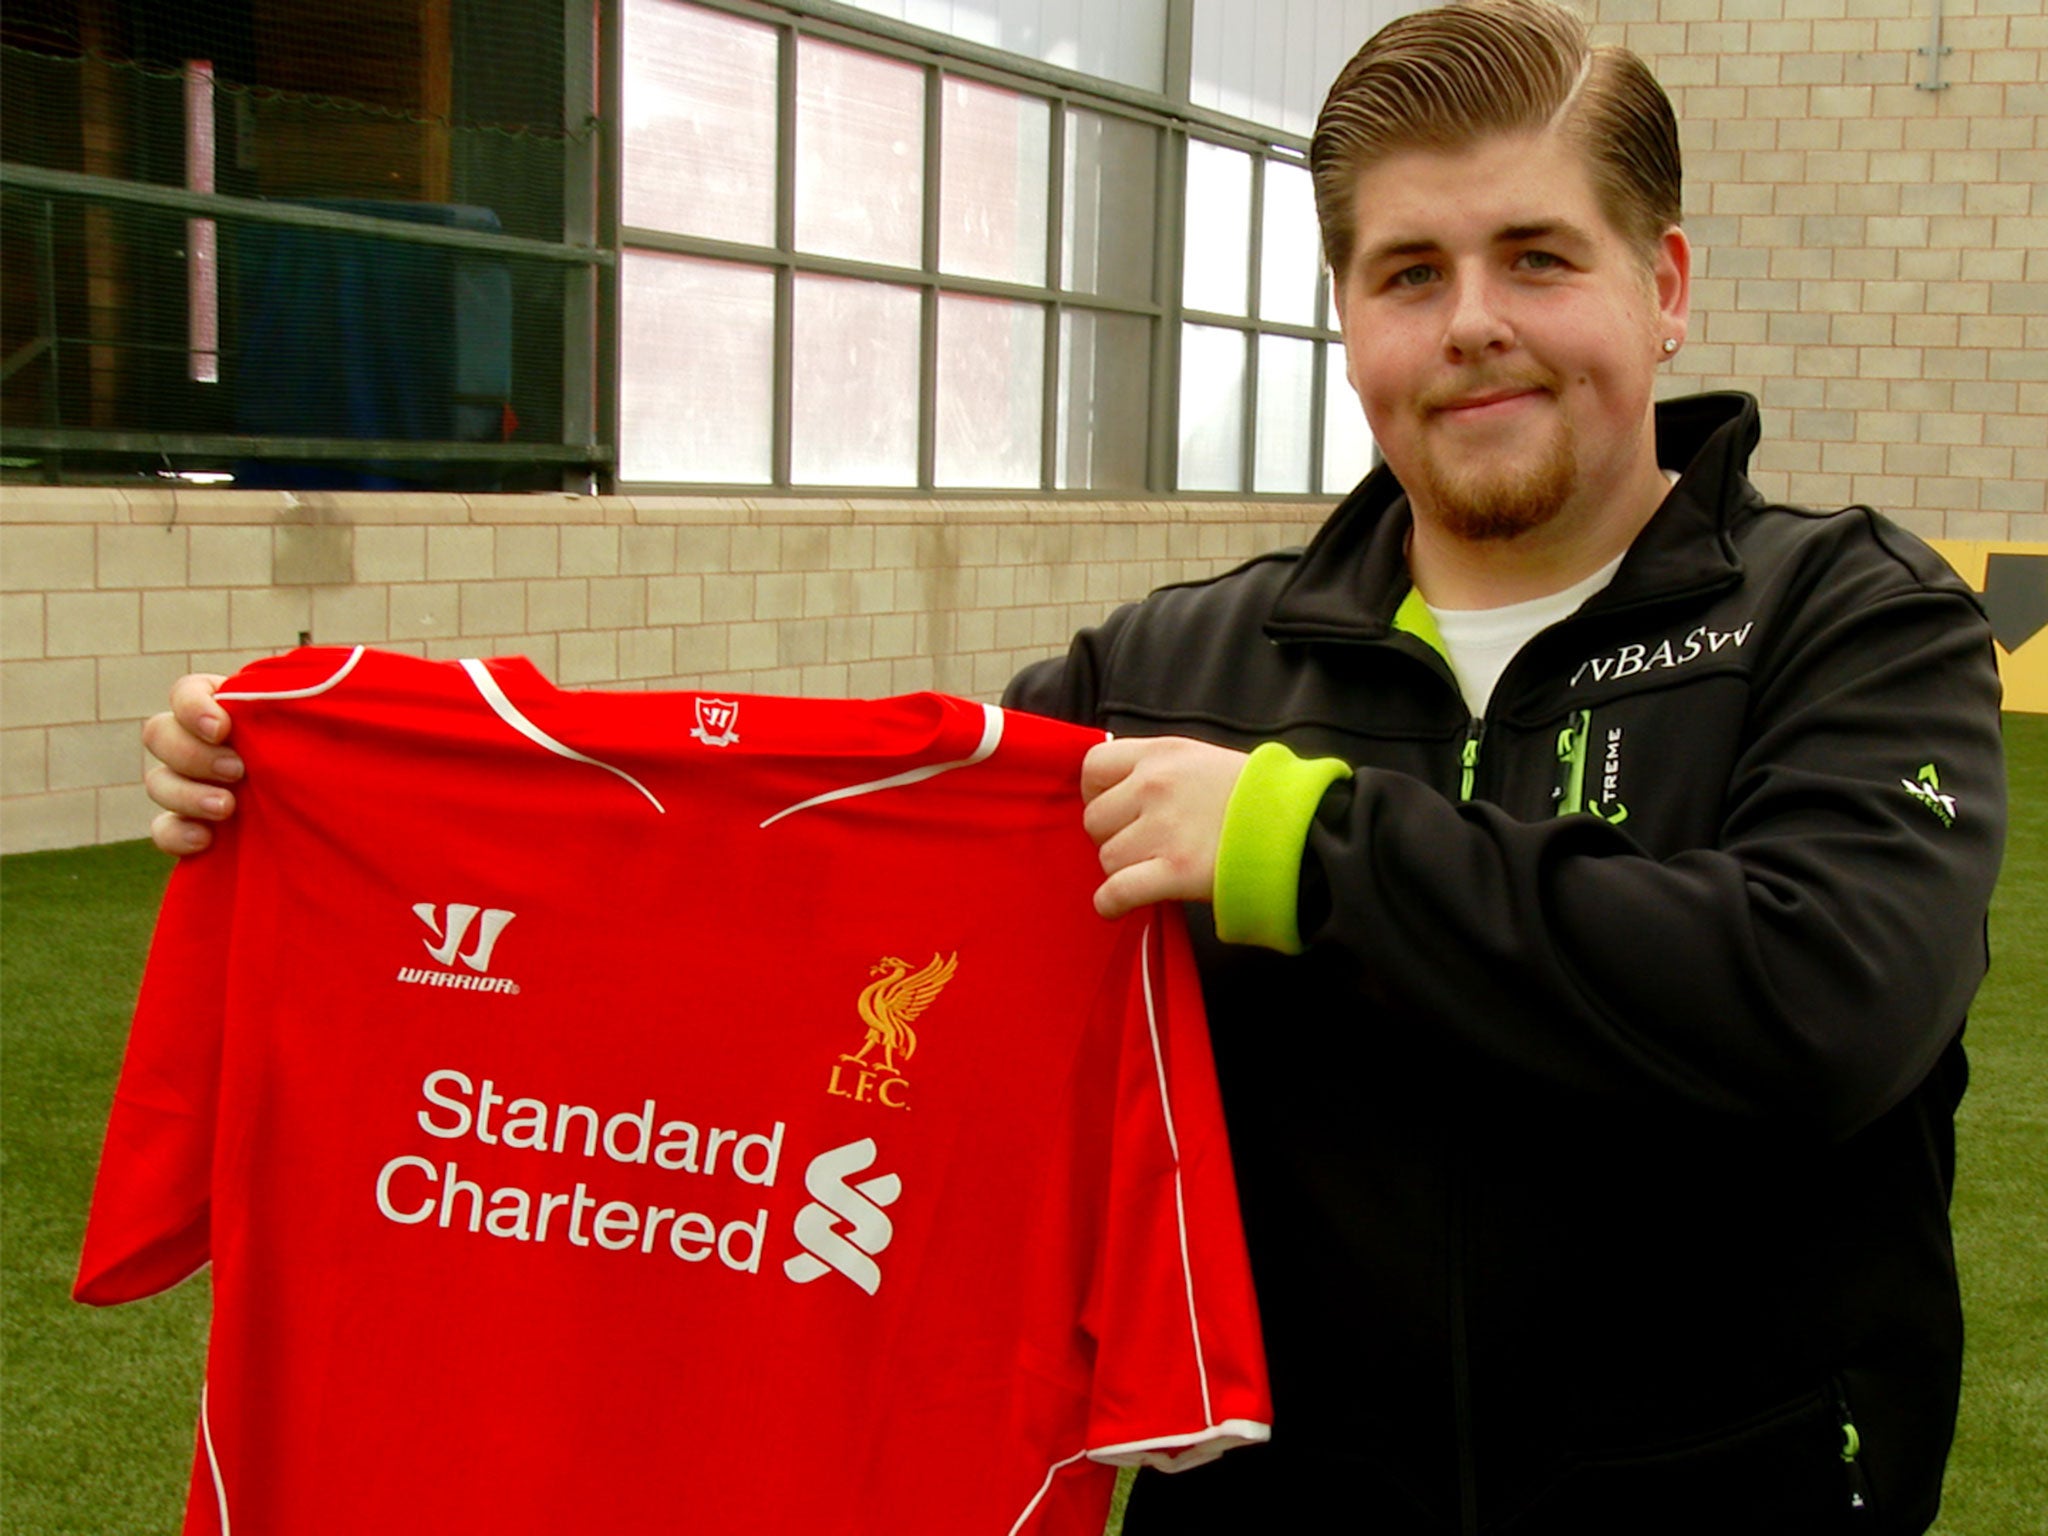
[618,0,1172,492]
[1179,140,1362,494]
[621,0,778,243]
[0,0,597,489]
[940,77,1050,285]
[795,40,926,269]
[619,252,775,483]
[2,0,1389,495]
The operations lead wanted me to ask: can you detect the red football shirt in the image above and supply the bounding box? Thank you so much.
[77,647,1269,1535]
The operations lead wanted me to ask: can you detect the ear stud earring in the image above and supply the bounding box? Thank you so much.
[1662,338,1679,354]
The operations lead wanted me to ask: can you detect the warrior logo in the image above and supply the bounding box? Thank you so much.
[827,953,957,1111]
[784,1138,901,1295]
[413,903,516,972]
[399,903,520,995]
[690,697,741,748]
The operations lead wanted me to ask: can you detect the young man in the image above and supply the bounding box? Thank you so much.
[146,2,2004,1530]
[1006,2,2004,1531]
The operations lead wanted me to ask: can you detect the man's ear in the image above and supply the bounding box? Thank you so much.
[1655,225,1691,350]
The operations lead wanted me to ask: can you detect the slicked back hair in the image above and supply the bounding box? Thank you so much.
[1311,0,1682,279]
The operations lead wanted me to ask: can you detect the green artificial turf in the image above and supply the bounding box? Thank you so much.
[1,842,206,1534]
[1934,711,2048,1536]
[3,719,2045,1532]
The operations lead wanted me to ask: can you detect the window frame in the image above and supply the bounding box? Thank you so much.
[611,0,1356,499]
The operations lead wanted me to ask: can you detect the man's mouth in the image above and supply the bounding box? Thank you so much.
[1428,383,1550,418]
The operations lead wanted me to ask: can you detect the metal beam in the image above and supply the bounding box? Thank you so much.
[591,0,626,490]
[0,427,610,464]
[561,0,606,490]
[1149,126,1187,492]
[0,162,614,266]
[919,61,943,489]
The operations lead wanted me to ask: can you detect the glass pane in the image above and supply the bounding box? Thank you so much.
[1183,139,1252,317]
[619,252,774,484]
[1065,0,1170,91]
[1191,0,1405,136]
[791,275,922,486]
[1259,158,1320,327]
[622,0,777,244]
[936,296,1044,488]
[839,0,1168,92]
[1056,308,1150,491]
[795,39,925,268]
[1062,108,1157,304]
[1321,340,1376,495]
[1178,323,1247,491]
[940,78,1050,285]
[1254,334,1314,493]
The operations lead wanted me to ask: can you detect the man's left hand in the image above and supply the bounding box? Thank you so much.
[1080,737,1250,919]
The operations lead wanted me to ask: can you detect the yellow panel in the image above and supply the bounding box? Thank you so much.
[1926,541,2048,717]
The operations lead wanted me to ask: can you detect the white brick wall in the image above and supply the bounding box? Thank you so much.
[1596,0,2048,540]
[0,488,1329,853]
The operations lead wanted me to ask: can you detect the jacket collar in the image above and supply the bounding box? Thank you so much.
[1265,392,1762,642]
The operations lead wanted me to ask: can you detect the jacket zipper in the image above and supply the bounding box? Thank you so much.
[1452,713,1484,1531]
[1450,1163,1478,1535]
[1554,708,1592,815]
[1427,578,1735,1528]
[1449,720,1482,1531]
[1833,1381,1872,1515]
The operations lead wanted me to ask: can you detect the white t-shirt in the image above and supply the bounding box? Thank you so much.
[1428,552,1625,717]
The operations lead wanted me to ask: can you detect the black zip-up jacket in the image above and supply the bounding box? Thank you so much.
[1004,393,2006,1535]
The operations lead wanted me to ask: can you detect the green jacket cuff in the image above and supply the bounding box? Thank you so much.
[1213,743,1354,954]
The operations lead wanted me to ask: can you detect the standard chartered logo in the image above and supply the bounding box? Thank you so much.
[369,1070,906,1298]
[783,1137,901,1296]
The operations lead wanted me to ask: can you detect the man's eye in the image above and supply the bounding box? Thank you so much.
[1391,264,1436,288]
[1520,250,1564,270]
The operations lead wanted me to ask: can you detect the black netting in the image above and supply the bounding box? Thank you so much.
[2,0,598,487]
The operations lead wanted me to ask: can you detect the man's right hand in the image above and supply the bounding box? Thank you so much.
[143,674,240,854]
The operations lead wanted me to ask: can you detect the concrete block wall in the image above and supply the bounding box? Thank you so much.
[0,488,1330,854]
[1598,0,2048,539]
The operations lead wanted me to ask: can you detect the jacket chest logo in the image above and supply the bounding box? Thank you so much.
[1570,622,1754,688]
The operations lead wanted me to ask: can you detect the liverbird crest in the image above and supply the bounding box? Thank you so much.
[842,952,958,1076]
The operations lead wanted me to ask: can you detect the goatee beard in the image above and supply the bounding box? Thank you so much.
[1416,420,1577,543]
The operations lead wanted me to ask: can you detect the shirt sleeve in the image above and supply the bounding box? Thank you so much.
[1082,908,1271,1470]
[74,830,239,1306]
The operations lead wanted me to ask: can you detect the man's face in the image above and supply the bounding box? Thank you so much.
[1332,130,1688,546]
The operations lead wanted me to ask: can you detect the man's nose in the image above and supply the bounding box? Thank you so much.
[1442,270,1514,360]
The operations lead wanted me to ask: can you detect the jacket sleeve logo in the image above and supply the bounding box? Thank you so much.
[783,1137,901,1295]
[689,697,741,748]
[1902,763,1958,827]
[827,953,957,1111]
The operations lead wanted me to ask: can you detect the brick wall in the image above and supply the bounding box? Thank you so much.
[0,488,1329,854]
[1601,0,2048,538]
